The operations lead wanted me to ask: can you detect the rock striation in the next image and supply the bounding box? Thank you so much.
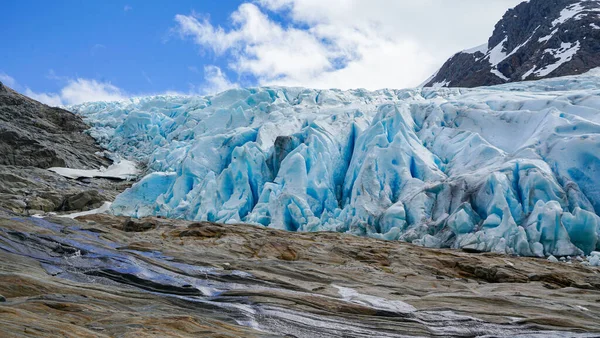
[0,211,599,337]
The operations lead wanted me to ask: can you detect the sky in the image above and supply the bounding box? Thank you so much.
[1,0,524,106]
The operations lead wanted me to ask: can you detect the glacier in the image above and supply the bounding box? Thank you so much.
[68,70,600,257]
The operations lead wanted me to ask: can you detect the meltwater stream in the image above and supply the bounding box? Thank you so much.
[0,215,596,337]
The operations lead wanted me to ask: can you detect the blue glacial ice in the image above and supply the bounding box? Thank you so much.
[68,70,600,257]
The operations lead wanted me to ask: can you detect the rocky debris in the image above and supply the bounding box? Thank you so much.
[424,0,600,87]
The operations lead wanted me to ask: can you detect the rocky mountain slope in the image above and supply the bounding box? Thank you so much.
[0,81,131,214]
[423,0,600,88]
[0,81,109,168]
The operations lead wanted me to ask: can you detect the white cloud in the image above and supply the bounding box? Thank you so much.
[24,89,64,106]
[61,78,127,104]
[124,5,133,12]
[175,4,362,88]
[175,0,522,90]
[25,78,127,106]
[0,72,16,88]
[202,65,238,94]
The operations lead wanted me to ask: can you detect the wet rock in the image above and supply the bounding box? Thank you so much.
[0,294,5,302]
[85,269,203,296]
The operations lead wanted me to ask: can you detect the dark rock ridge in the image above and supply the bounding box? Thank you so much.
[0,81,109,168]
[423,0,600,88]
[0,82,130,214]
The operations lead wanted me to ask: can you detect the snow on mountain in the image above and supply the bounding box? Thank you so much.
[68,70,600,257]
[424,0,600,88]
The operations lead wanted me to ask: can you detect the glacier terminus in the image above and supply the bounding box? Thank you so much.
[69,70,600,258]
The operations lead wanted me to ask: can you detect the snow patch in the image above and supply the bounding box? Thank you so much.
[491,68,509,81]
[487,37,508,66]
[48,160,139,180]
[535,41,581,77]
[522,66,537,80]
[552,2,600,26]
[488,26,538,68]
[463,43,488,55]
[538,29,558,44]
[58,202,112,219]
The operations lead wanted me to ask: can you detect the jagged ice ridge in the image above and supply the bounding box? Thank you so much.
[69,70,600,257]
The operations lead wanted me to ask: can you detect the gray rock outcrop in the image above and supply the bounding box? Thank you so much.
[0,82,132,214]
[0,81,109,168]
[423,0,600,88]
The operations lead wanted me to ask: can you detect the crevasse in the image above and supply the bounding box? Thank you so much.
[69,71,600,256]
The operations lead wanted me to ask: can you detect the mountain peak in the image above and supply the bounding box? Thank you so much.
[424,0,600,88]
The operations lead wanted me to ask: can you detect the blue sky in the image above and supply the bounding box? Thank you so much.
[1,0,523,105]
[2,1,245,97]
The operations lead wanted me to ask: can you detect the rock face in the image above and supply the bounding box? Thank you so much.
[0,82,130,214]
[0,81,109,168]
[0,211,599,337]
[0,165,130,214]
[423,0,600,88]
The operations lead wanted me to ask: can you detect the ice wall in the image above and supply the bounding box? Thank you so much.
[69,71,600,256]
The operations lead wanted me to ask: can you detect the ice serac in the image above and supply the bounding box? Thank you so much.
[68,70,600,257]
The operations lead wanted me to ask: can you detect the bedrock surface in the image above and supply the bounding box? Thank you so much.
[0,212,599,337]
